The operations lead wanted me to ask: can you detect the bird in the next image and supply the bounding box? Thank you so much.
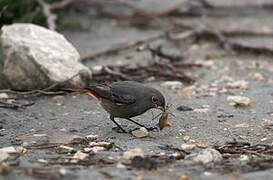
[74,81,166,133]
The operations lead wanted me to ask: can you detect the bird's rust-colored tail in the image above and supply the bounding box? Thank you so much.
[62,86,101,100]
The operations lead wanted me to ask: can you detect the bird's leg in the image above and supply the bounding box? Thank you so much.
[110,116,127,133]
[126,118,158,131]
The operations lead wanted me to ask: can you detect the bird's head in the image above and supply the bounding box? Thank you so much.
[150,90,166,111]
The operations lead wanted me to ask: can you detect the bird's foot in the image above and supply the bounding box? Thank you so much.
[112,126,127,133]
[145,126,159,132]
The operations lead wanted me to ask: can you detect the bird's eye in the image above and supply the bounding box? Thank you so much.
[152,96,158,103]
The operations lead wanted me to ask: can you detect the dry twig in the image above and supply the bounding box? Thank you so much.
[37,0,57,30]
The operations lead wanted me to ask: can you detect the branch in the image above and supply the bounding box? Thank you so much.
[38,0,57,30]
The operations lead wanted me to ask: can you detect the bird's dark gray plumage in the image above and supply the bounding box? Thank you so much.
[82,81,166,133]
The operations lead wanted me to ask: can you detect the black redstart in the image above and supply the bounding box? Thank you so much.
[76,81,166,133]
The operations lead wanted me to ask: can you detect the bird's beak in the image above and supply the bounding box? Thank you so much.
[156,106,165,112]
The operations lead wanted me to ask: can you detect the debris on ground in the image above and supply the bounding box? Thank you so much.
[161,81,183,90]
[123,148,144,160]
[249,73,265,81]
[227,96,251,107]
[226,80,249,90]
[176,105,194,111]
[131,127,149,138]
[185,148,223,165]
[72,151,89,160]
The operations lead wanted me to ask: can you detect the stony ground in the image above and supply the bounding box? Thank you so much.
[1,0,273,180]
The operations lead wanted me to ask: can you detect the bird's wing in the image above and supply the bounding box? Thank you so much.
[109,84,136,105]
[111,88,136,105]
[87,84,136,105]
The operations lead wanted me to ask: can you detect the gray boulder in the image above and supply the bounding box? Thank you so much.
[0,23,91,90]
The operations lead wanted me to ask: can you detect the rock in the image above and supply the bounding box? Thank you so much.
[85,134,98,141]
[123,148,144,160]
[56,145,75,154]
[193,108,209,113]
[181,143,196,151]
[131,127,149,138]
[116,162,126,169]
[0,151,9,162]
[185,148,222,164]
[235,123,249,128]
[0,147,17,153]
[89,141,112,149]
[37,159,48,164]
[0,23,91,90]
[227,96,251,107]
[0,93,9,99]
[176,105,194,111]
[90,146,105,153]
[59,168,67,176]
[161,81,183,90]
[226,80,249,90]
[68,135,85,144]
[72,151,89,160]
[249,72,265,81]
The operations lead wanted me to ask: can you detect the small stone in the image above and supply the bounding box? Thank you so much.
[183,136,191,141]
[176,106,193,111]
[0,151,9,162]
[180,175,189,180]
[227,96,251,107]
[235,123,249,128]
[85,134,98,141]
[33,134,47,137]
[203,172,212,176]
[194,60,214,67]
[90,146,105,153]
[193,108,209,113]
[161,81,183,90]
[89,141,112,148]
[131,127,149,138]
[92,65,103,72]
[195,142,208,148]
[181,143,196,151]
[68,135,85,144]
[239,155,249,162]
[261,137,267,142]
[249,73,265,81]
[72,151,89,160]
[116,162,126,169]
[185,148,222,164]
[226,80,249,90]
[37,159,48,164]
[0,147,17,153]
[59,168,67,176]
[56,145,75,154]
[123,148,144,160]
[16,146,27,154]
[0,93,9,99]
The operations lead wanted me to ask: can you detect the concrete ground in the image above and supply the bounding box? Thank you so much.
[1,0,273,179]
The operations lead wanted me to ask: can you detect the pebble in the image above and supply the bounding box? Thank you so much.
[72,151,89,160]
[227,96,251,107]
[161,81,183,90]
[123,148,144,160]
[0,93,9,99]
[131,127,149,138]
[185,148,222,164]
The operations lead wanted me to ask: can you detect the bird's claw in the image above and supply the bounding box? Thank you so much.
[145,126,159,132]
[112,126,127,133]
